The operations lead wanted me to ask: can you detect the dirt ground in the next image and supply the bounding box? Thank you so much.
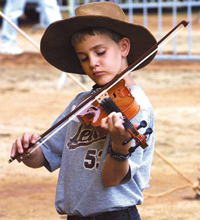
[0,12,200,220]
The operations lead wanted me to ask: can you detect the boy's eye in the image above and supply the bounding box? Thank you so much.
[96,50,106,56]
[79,50,106,63]
[81,56,88,62]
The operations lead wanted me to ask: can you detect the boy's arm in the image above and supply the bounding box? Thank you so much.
[100,112,133,187]
[22,147,46,168]
[101,147,130,187]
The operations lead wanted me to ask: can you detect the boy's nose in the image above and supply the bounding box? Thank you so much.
[89,56,99,68]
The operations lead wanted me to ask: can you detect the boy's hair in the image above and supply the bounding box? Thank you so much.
[71,27,123,47]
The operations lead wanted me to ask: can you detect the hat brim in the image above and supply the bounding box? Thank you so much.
[40,16,157,74]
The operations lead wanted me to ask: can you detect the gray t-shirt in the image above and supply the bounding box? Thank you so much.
[41,84,155,217]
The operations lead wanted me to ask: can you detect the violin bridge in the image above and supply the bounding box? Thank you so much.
[97,92,109,103]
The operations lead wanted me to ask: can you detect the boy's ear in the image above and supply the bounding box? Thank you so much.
[120,37,130,58]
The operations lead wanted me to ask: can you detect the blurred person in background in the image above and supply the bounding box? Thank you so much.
[0,0,62,54]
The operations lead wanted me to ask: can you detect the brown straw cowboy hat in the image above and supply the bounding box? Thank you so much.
[40,1,157,75]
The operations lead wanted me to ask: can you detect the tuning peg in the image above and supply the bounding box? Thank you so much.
[136,120,147,130]
[143,128,153,136]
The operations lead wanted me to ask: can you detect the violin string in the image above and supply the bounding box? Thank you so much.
[100,98,137,135]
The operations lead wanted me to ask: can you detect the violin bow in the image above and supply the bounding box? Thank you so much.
[8,20,189,163]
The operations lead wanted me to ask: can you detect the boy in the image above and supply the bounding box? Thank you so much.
[11,2,157,219]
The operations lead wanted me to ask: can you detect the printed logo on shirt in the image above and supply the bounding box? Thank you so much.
[67,124,107,150]
[67,124,106,170]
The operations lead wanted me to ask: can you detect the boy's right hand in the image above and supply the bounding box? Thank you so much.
[11,132,39,160]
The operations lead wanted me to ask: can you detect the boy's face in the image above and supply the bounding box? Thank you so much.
[74,33,129,86]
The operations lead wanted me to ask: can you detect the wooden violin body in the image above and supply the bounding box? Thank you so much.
[77,79,140,137]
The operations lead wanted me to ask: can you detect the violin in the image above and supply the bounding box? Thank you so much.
[77,79,152,152]
[77,79,140,137]
[8,20,189,163]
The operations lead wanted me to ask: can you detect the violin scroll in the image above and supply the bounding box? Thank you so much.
[126,124,153,154]
[122,120,153,147]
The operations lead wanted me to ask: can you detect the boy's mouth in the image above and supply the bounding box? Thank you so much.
[93,71,104,77]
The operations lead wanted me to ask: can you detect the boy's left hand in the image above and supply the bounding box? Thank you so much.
[101,112,137,155]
